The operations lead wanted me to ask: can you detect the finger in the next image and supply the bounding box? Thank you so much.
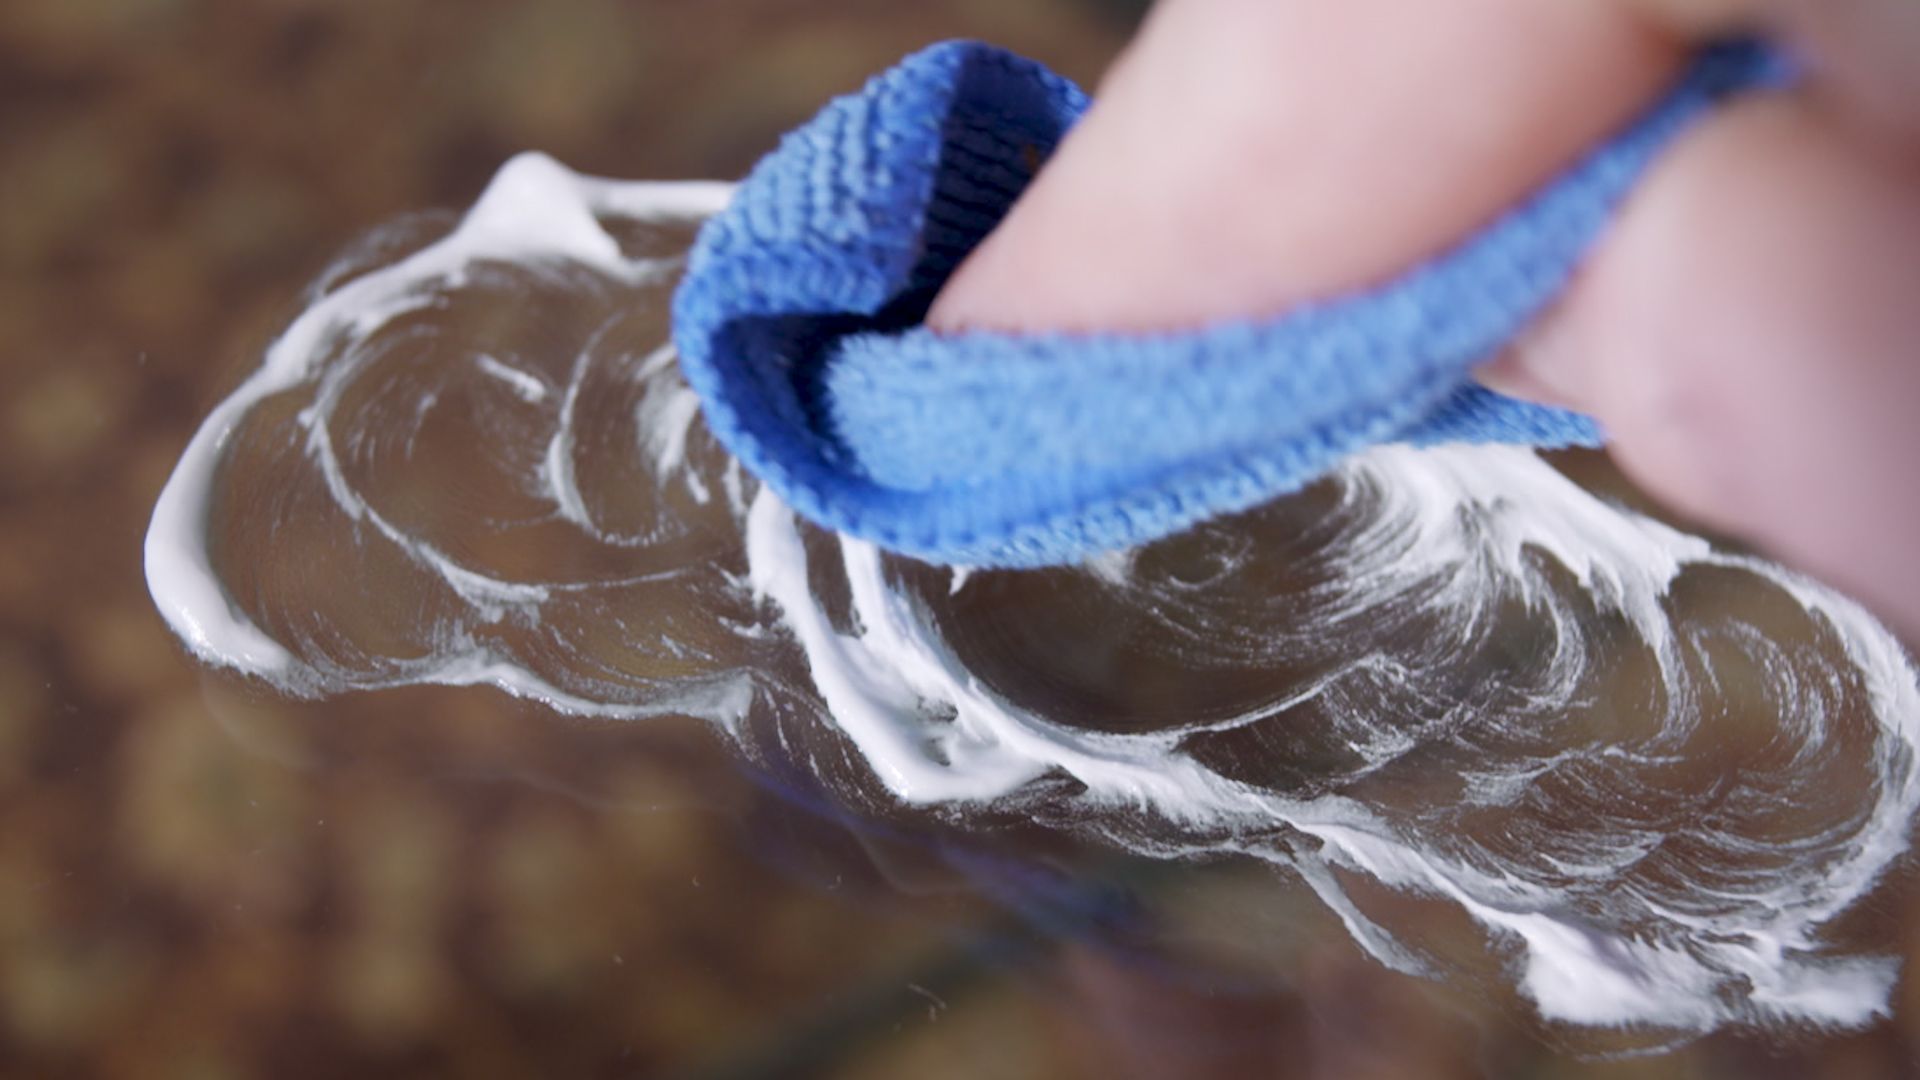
[1480,95,1920,634]
[927,0,1684,333]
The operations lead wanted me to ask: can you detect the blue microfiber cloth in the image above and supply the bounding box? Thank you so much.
[673,39,1785,568]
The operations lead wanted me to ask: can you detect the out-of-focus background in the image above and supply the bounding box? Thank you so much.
[4,2,1920,1077]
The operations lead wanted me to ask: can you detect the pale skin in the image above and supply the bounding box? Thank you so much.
[928,0,1920,638]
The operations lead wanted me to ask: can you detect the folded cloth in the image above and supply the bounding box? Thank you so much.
[672,39,1784,567]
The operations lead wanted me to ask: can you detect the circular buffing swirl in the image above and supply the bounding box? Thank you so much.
[147,153,1920,1037]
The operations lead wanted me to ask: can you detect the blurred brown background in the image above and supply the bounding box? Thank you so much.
[4,2,1920,1078]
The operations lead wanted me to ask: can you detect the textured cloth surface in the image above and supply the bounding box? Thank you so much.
[673,39,1782,567]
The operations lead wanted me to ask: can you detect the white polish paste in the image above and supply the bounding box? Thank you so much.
[145,153,1920,1036]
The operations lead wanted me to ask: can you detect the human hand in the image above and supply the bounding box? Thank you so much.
[928,0,1920,637]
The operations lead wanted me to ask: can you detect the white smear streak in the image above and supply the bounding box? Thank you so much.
[542,346,597,530]
[474,354,549,402]
[630,343,710,503]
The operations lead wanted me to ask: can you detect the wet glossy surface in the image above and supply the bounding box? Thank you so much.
[8,2,1920,1077]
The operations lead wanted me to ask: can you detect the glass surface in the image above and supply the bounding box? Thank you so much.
[6,3,1920,1078]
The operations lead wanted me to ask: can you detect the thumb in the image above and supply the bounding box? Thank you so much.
[927,0,1685,333]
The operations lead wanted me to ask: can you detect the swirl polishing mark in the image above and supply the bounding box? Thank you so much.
[147,153,1920,1036]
